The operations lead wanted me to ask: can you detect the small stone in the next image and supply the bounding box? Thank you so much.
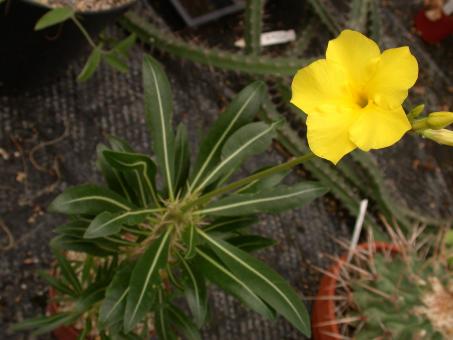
[16,171,27,183]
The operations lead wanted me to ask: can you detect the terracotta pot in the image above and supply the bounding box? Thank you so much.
[311,242,400,340]
[47,287,80,340]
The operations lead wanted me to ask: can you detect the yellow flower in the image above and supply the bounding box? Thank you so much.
[291,30,418,164]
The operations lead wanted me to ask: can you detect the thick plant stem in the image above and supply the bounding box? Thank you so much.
[185,152,314,210]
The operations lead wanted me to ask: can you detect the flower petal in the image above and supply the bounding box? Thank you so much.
[366,46,418,109]
[291,59,352,115]
[306,107,359,164]
[326,29,380,88]
[349,104,411,151]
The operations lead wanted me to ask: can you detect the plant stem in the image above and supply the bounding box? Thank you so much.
[71,16,98,49]
[184,152,314,210]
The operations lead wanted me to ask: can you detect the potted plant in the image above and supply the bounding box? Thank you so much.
[10,29,453,338]
[0,0,137,89]
[311,223,453,339]
[11,54,328,338]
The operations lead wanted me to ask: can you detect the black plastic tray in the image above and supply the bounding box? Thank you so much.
[169,0,244,26]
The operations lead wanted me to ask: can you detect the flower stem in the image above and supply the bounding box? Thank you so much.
[184,152,314,210]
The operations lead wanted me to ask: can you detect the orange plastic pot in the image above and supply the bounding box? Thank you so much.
[311,242,400,340]
[47,287,80,340]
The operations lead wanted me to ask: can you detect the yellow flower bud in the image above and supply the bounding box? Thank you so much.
[422,129,453,146]
[427,112,453,129]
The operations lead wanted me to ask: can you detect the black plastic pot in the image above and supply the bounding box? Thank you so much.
[0,0,136,91]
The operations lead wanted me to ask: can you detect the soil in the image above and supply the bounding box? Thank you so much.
[33,0,134,12]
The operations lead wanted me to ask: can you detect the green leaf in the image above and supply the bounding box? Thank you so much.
[99,264,133,328]
[155,290,177,340]
[181,224,197,259]
[174,124,191,194]
[194,248,274,319]
[237,167,290,194]
[195,121,278,190]
[84,208,159,239]
[142,55,175,200]
[198,230,310,336]
[77,47,103,82]
[53,250,82,295]
[167,304,201,340]
[51,234,118,257]
[73,287,105,314]
[178,255,207,327]
[200,182,328,216]
[103,150,159,207]
[227,235,276,253]
[77,319,92,340]
[124,226,173,332]
[105,52,128,73]
[204,216,258,234]
[191,81,266,189]
[114,33,137,57]
[34,7,74,30]
[10,313,76,335]
[49,184,134,215]
[97,144,134,203]
[38,270,77,297]
[108,135,135,152]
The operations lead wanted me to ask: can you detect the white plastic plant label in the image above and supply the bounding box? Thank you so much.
[235,30,296,48]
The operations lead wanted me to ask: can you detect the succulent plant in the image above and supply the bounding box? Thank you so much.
[333,225,453,339]
[12,55,328,338]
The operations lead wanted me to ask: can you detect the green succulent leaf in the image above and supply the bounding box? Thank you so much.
[108,135,135,152]
[49,184,134,215]
[181,224,197,259]
[105,52,129,73]
[51,235,117,257]
[78,47,103,82]
[194,248,274,319]
[204,216,258,234]
[114,33,137,57]
[191,81,266,189]
[167,304,201,340]
[99,264,133,328]
[103,150,159,207]
[124,226,173,332]
[198,230,310,336]
[174,124,191,194]
[142,55,175,200]
[10,313,76,336]
[237,167,290,194]
[155,291,177,340]
[38,270,77,298]
[200,182,328,216]
[97,144,134,203]
[195,121,278,190]
[84,208,159,239]
[34,7,74,30]
[178,255,208,327]
[227,235,276,253]
[53,250,82,295]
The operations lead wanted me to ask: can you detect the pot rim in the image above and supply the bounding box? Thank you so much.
[311,241,400,340]
[19,0,137,15]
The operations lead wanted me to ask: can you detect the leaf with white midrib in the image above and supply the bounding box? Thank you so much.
[196,122,277,190]
[194,248,274,319]
[190,81,265,190]
[124,226,173,332]
[84,208,160,239]
[198,183,328,216]
[49,184,133,215]
[103,150,159,207]
[143,55,175,200]
[197,230,310,335]
[178,254,207,326]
